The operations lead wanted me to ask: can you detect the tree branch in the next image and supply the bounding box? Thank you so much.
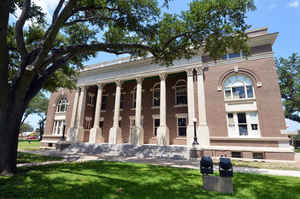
[53,42,154,57]
[25,53,74,104]
[32,0,76,68]
[15,0,31,58]
[52,0,65,24]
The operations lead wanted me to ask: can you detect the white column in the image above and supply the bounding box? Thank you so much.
[157,73,169,145]
[186,68,196,146]
[130,78,144,145]
[196,66,210,147]
[109,80,122,144]
[76,86,87,142]
[89,83,105,144]
[66,88,80,142]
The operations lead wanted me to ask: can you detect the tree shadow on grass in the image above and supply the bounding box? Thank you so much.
[0,161,300,199]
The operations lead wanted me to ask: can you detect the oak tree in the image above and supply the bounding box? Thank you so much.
[0,0,255,175]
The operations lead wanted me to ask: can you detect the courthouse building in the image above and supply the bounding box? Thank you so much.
[42,27,295,160]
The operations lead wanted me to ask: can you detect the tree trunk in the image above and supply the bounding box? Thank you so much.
[0,100,26,176]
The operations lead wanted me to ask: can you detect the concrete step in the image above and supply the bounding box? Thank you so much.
[64,143,191,160]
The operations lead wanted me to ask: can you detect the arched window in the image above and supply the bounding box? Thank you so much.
[175,80,187,105]
[56,97,68,112]
[224,74,254,100]
[152,83,160,107]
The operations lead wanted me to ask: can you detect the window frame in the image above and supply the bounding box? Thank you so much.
[56,97,68,113]
[52,120,65,135]
[152,114,160,137]
[152,83,160,108]
[87,93,95,107]
[226,111,260,137]
[223,74,255,101]
[175,113,188,137]
[174,80,187,106]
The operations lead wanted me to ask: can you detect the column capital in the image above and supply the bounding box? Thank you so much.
[195,66,208,75]
[159,73,168,81]
[185,68,194,77]
[96,83,104,89]
[136,77,144,84]
[115,80,123,87]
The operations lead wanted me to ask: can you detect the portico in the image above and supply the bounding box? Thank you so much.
[69,62,210,147]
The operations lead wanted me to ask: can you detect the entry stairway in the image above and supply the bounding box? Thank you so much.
[63,143,192,160]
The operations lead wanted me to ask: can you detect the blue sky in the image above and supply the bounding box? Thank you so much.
[24,0,300,130]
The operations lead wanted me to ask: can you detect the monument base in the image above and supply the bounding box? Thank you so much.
[202,175,233,193]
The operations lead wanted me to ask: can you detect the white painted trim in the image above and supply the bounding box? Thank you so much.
[210,136,289,141]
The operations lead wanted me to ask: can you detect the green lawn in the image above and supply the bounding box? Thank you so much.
[18,140,41,151]
[17,152,63,164]
[1,161,300,199]
[295,148,300,153]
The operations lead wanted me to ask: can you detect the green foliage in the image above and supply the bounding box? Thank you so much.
[22,91,49,124]
[276,53,300,122]
[1,161,300,198]
[7,0,256,93]
[20,122,33,132]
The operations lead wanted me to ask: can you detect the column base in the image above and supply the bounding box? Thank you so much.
[197,124,210,147]
[129,127,144,145]
[157,126,169,146]
[89,127,104,144]
[186,125,197,146]
[109,127,122,144]
[66,127,76,142]
[76,126,85,142]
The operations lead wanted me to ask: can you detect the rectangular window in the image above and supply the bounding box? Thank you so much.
[85,117,92,129]
[177,117,187,136]
[87,93,95,106]
[101,96,107,110]
[237,112,248,136]
[253,152,264,159]
[131,92,136,108]
[154,119,160,136]
[153,89,160,107]
[53,120,65,135]
[99,121,104,129]
[120,94,124,109]
[231,152,242,158]
[227,112,259,137]
[176,88,187,105]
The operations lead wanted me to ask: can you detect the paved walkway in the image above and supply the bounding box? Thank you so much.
[18,150,300,178]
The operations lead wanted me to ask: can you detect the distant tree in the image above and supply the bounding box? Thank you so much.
[1,0,255,175]
[276,53,300,122]
[20,122,33,133]
[21,91,49,127]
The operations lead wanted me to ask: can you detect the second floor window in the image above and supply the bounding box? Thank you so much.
[56,97,68,112]
[224,74,254,100]
[152,83,160,107]
[175,80,187,105]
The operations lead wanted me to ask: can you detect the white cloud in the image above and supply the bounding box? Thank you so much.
[288,0,299,8]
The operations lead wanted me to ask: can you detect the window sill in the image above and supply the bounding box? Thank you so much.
[175,136,187,139]
[87,104,94,107]
[151,106,159,109]
[101,110,106,113]
[224,98,256,104]
[55,112,66,114]
[174,104,187,108]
